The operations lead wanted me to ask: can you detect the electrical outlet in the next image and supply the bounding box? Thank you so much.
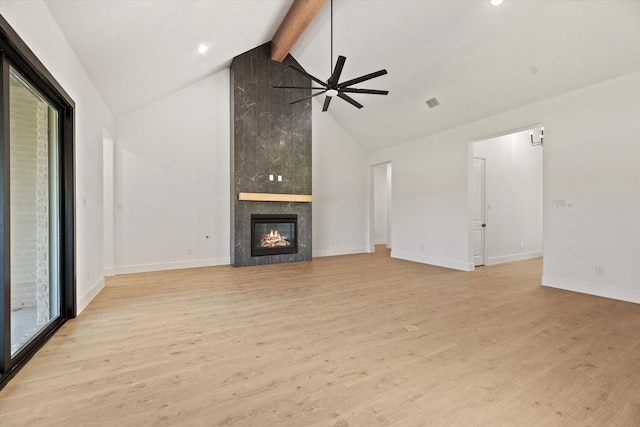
[520,242,524,248]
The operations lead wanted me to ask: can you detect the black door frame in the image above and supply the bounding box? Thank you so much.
[0,14,75,389]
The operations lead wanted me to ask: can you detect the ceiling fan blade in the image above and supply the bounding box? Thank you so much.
[328,55,346,87]
[341,88,389,95]
[337,92,363,109]
[322,96,332,112]
[274,85,326,90]
[290,90,326,105]
[289,65,327,87]
[338,69,388,89]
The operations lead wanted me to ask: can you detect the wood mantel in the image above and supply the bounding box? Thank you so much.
[238,192,312,203]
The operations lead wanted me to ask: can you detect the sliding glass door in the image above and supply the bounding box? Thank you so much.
[8,68,61,357]
[0,15,76,388]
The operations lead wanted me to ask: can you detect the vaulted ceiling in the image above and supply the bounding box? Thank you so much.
[45,0,640,153]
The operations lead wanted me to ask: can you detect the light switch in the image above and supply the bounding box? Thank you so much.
[278,175,282,182]
[552,199,566,208]
[269,174,274,181]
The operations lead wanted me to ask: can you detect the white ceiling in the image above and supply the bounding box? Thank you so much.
[45,0,640,153]
[45,0,294,117]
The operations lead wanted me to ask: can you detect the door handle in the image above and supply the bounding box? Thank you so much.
[482,224,486,227]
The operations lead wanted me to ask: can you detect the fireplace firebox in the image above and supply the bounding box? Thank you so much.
[251,214,298,257]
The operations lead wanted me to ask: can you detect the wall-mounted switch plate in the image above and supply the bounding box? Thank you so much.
[269,174,274,181]
[278,175,282,182]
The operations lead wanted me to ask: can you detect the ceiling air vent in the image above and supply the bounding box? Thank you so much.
[425,97,440,108]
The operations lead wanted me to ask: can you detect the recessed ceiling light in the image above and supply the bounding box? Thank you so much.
[490,0,504,6]
[197,44,209,54]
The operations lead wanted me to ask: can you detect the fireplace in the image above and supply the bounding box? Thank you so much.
[230,43,312,267]
[251,214,298,257]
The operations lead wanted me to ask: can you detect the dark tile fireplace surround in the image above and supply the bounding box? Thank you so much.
[230,43,312,267]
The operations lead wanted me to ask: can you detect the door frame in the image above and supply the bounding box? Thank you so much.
[467,124,544,269]
[368,161,392,253]
[472,157,487,266]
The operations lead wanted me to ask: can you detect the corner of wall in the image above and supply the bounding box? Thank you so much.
[77,278,105,315]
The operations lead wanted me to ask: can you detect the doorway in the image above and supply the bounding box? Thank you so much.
[470,128,543,267]
[371,162,392,255]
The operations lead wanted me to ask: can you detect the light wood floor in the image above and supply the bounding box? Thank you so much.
[2,247,640,426]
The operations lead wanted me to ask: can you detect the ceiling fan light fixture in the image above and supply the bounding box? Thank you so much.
[272,0,388,112]
[490,0,504,6]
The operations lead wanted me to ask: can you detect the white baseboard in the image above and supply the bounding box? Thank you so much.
[542,275,640,304]
[375,239,387,245]
[103,267,116,277]
[392,251,474,272]
[77,277,105,315]
[115,257,230,275]
[313,247,369,258]
[487,251,542,266]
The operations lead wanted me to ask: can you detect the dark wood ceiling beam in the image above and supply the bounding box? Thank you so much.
[271,0,326,62]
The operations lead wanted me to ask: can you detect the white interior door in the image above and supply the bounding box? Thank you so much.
[472,157,486,266]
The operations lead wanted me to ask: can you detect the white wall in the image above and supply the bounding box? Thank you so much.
[474,129,543,264]
[114,71,230,273]
[368,70,640,303]
[373,164,389,245]
[113,71,370,272]
[1,0,115,313]
[369,136,471,271]
[312,100,369,257]
[541,72,640,303]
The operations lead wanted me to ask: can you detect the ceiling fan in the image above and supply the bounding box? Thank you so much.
[274,0,388,112]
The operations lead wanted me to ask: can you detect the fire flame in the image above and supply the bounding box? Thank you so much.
[259,229,290,248]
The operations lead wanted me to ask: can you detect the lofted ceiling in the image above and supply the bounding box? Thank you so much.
[45,0,640,153]
[44,0,294,117]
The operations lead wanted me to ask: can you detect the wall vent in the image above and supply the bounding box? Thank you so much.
[425,97,440,108]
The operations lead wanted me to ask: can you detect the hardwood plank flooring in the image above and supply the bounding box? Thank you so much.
[2,247,640,426]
